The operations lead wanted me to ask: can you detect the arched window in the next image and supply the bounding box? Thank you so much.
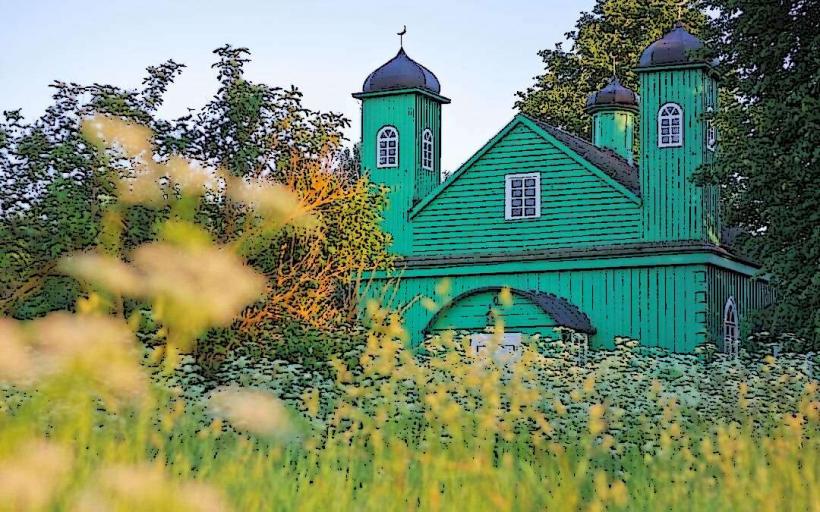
[377,126,399,168]
[658,103,683,148]
[723,297,740,358]
[421,129,433,170]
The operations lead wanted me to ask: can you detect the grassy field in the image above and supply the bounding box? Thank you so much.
[1,311,818,511]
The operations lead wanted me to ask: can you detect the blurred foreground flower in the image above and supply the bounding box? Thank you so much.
[75,464,231,512]
[132,243,266,340]
[208,386,293,437]
[0,439,72,511]
[0,313,146,400]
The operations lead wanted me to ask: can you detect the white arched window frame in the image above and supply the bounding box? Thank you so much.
[723,296,740,358]
[706,106,717,151]
[377,126,399,168]
[658,103,683,148]
[421,129,433,171]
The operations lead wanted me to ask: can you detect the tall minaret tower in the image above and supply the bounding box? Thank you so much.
[636,22,720,243]
[352,38,450,255]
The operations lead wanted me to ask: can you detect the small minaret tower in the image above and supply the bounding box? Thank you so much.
[352,33,450,255]
[636,22,720,243]
[585,76,639,165]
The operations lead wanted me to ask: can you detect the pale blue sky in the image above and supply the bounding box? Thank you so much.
[0,0,594,171]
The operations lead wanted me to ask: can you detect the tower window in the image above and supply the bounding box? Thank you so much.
[723,296,740,358]
[377,126,399,168]
[658,103,683,148]
[505,173,540,220]
[422,129,433,170]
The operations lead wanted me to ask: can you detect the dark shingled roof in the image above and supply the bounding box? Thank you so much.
[424,286,596,335]
[361,47,441,95]
[524,115,640,195]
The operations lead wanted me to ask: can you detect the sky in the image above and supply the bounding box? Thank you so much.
[0,0,594,172]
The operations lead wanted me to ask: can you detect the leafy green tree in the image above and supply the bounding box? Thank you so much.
[697,0,820,341]
[0,46,387,332]
[515,0,707,137]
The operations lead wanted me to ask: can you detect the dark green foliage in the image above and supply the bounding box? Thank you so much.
[515,0,707,138]
[697,0,820,341]
[195,321,366,377]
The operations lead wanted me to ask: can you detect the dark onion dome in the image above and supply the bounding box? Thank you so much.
[361,47,441,94]
[585,76,639,113]
[638,22,709,68]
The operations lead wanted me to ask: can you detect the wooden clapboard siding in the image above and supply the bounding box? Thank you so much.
[372,260,708,352]
[705,266,775,349]
[639,66,721,242]
[411,122,641,255]
[359,90,444,254]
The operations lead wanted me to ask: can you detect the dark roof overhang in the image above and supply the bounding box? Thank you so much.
[423,286,596,335]
[352,87,451,104]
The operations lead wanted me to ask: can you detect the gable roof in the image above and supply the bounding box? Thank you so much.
[409,114,640,219]
[523,115,641,195]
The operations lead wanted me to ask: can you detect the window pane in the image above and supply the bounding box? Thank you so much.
[512,189,522,197]
[525,208,536,216]
[511,208,522,217]
[524,178,535,187]
[512,199,522,207]
[511,179,522,187]
[524,189,535,197]
[524,198,535,207]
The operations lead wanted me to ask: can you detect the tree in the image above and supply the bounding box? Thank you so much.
[697,0,820,341]
[515,0,707,138]
[0,46,389,332]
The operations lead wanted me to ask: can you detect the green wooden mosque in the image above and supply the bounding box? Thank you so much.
[354,23,773,354]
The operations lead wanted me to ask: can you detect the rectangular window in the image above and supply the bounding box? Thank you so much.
[505,173,540,220]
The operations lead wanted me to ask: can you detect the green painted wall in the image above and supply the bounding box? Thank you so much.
[358,90,444,254]
[638,65,720,243]
[411,122,642,255]
[706,266,775,349]
[591,109,636,164]
[371,256,716,352]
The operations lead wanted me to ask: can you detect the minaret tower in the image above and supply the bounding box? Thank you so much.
[585,76,639,165]
[636,22,720,243]
[352,35,450,255]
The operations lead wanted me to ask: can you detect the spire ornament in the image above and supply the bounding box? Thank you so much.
[397,25,407,48]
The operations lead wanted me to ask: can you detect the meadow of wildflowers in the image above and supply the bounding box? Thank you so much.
[0,117,817,511]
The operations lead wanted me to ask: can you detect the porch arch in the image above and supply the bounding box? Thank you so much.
[423,286,595,336]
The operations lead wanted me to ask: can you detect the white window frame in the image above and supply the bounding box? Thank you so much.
[658,102,684,148]
[376,126,399,168]
[470,332,522,364]
[723,296,740,358]
[706,106,717,151]
[421,129,433,171]
[505,173,540,220]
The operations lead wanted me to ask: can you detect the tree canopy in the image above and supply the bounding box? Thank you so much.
[515,0,707,138]
[698,0,820,341]
[0,46,390,332]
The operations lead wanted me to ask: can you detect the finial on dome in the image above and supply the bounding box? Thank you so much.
[397,25,407,48]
